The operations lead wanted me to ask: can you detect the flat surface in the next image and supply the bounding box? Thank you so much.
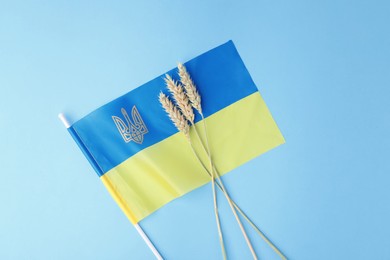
[1,1,389,259]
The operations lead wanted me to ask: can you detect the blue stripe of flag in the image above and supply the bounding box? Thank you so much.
[70,40,258,176]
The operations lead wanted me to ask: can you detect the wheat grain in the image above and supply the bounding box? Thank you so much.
[159,92,190,138]
[178,63,202,114]
[164,74,195,123]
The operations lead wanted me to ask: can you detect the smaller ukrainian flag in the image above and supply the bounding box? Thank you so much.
[66,40,284,226]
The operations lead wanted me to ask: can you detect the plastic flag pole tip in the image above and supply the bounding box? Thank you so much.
[58,113,71,128]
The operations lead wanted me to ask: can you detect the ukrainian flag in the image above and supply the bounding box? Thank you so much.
[67,40,285,225]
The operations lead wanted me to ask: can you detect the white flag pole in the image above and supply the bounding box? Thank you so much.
[58,113,164,260]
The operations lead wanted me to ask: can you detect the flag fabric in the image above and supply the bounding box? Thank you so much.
[67,40,285,225]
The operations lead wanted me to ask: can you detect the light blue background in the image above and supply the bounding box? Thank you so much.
[1,1,389,259]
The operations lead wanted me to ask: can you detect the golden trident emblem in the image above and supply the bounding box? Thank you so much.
[112,106,148,144]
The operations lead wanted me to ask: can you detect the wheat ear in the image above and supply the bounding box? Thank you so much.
[178,63,202,114]
[164,74,195,123]
[159,92,190,139]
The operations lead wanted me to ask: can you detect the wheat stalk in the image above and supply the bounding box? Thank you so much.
[178,63,202,114]
[178,63,259,259]
[168,67,225,255]
[159,92,190,139]
[164,74,195,123]
[188,145,287,260]
[162,76,226,259]
[160,64,285,259]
